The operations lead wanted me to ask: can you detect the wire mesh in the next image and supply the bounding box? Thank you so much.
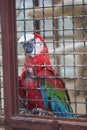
[0,20,4,116]
[16,0,87,118]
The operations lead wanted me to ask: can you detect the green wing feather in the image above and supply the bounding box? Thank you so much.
[38,67,74,118]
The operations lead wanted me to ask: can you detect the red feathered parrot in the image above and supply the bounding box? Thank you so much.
[18,33,74,118]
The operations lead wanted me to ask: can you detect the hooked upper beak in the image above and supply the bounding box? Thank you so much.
[23,42,34,55]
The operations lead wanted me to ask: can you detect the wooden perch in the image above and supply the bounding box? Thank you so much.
[28,0,87,18]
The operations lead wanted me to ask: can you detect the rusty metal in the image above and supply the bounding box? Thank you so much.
[1,0,18,116]
[86,96,87,118]
[0,0,18,128]
[0,116,5,126]
[5,116,87,130]
[0,0,87,130]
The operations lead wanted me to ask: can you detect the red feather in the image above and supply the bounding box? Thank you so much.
[19,68,44,110]
[19,33,65,110]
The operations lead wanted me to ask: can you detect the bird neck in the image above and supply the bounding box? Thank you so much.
[24,54,51,72]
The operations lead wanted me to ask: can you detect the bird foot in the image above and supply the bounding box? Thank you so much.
[19,108,28,114]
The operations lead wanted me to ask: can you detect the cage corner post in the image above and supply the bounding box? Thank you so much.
[1,0,18,129]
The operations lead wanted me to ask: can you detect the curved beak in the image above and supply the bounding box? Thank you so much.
[23,43,34,55]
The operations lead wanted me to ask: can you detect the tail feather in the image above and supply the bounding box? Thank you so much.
[50,98,74,118]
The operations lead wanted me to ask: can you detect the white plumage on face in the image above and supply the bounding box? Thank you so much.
[18,34,44,56]
[35,38,44,55]
[18,34,34,44]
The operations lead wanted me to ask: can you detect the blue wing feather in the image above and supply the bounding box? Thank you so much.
[38,67,75,118]
[40,85,74,118]
[40,85,49,108]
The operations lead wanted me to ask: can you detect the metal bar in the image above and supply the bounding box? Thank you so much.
[1,0,18,127]
[9,116,87,130]
[0,116,5,126]
[9,116,59,130]
[34,0,40,33]
[0,0,87,130]
[0,0,2,117]
[86,96,87,118]
[0,0,1,15]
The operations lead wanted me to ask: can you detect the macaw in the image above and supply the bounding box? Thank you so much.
[18,33,74,118]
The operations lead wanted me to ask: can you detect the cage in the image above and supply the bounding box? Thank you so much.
[0,0,87,130]
[16,0,87,118]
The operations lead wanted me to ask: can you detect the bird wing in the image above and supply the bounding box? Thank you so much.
[37,66,74,118]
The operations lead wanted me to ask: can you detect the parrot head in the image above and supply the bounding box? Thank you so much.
[18,33,51,71]
[18,33,48,56]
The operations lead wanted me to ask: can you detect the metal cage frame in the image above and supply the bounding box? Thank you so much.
[0,0,87,130]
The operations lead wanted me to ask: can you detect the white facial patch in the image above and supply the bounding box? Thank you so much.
[35,38,44,54]
[18,34,34,44]
[18,33,44,56]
